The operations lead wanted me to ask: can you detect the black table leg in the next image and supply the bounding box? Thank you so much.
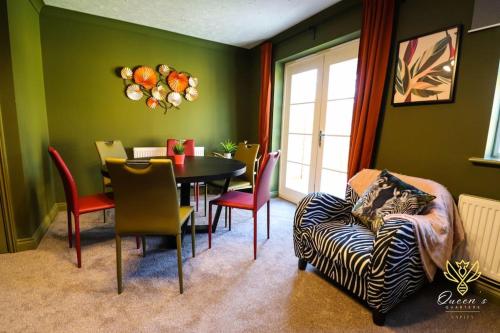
[212,177,230,231]
[194,177,230,234]
[180,183,191,206]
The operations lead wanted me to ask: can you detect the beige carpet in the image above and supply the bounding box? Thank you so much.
[0,197,498,333]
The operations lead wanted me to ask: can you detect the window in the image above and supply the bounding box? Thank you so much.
[485,60,500,160]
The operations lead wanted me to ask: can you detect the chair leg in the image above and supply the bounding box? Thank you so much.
[136,236,140,249]
[176,234,184,294]
[67,209,73,248]
[195,183,199,212]
[208,203,212,249]
[103,209,106,224]
[116,235,123,294]
[267,200,271,239]
[224,206,228,228]
[141,236,146,257]
[372,309,386,326]
[204,184,208,217]
[191,211,196,257]
[253,211,257,260]
[75,214,82,268]
[298,258,307,270]
[228,207,232,231]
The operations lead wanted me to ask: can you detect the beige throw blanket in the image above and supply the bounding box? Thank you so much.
[349,169,465,282]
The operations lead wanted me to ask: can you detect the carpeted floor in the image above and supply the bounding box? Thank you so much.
[0,197,498,333]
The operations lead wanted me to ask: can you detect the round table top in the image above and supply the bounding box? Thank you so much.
[117,156,246,183]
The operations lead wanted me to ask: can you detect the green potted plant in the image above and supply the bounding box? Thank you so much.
[220,140,237,158]
[173,142,185,165]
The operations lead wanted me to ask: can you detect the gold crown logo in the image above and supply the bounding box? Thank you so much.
[443,260,481,296]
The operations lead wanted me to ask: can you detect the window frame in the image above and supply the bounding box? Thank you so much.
[484,60,500,160]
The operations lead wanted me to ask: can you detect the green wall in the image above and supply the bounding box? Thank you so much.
[40,7,256,201]
[373,0,500,200]
[0,0,55,246]
[269,0,499,200]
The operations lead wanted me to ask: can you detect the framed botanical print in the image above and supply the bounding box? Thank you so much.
[392,25,461,106]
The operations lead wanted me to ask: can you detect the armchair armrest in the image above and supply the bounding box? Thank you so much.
[367,218,426,314]
[294,192,353,231]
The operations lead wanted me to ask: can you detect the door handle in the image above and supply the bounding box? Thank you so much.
[319,130,326,147]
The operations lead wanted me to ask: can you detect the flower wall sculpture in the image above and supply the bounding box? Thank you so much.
[120,65,199,113]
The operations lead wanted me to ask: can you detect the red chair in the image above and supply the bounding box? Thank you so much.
[48,146,115,268]
[166,139,205,213]
[208,151,280,259]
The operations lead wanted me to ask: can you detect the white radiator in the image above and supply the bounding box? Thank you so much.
[194,146,205,156]
[132,147,166,158]
[457,194,500,283]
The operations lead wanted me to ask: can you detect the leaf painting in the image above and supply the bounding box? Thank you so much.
[393,26,460,105]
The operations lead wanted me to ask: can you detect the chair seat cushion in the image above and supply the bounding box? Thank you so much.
[179,206,194,224]
[209,177,251,191]
[212,191,253,209]
[78,193,115,214]
[309,221,375,277]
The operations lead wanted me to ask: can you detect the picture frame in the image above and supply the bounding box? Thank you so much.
[392,25,462,106]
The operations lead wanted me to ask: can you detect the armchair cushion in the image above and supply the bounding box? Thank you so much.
[351,170,435,232]
[309,221,375,277]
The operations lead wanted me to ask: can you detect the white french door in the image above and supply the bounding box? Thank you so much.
[279,40,359,203]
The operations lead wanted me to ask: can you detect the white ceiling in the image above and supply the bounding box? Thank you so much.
[43,0,341,48]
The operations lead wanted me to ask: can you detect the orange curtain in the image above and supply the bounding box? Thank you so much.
[258,42,272,157]
[348,0,396,179]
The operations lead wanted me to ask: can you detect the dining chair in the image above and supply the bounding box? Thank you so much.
[209,142,260,226]
[95,140,128,190]
[48,146,115,268]
[208,151,280,259]
[166,139,207,215]
[209,143,260,192]
[106,158,195,294]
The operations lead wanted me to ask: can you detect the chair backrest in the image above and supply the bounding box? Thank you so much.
[166,139,195,156]
[95,140,128,166]
[133,147,167,158]
[105,158,181,235]
[48,147,79,213]
[233,143,260,185]
[254,151,280,209]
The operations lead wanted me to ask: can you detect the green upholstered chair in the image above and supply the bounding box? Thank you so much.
[95,140,128,190]
[105,158,195,294]
[210,143,260,192]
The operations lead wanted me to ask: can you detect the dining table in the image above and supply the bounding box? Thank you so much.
[102,155,246,233]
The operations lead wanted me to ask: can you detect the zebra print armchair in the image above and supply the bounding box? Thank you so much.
[293,183,426,325]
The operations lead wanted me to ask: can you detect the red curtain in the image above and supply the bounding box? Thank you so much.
[258,42,272,158]
[347,0,396,179]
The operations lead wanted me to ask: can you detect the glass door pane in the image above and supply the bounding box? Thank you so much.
[279,55,322,203]
[317,41,359,198]
[285,69,317,195]
[279,40,358,204]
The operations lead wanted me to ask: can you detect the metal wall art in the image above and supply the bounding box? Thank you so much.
[120,65,199,113]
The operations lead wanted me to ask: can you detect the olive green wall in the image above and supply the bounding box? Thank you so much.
[40,7,256,200]
[269,0,499,200]
[0,0,55,249]
[374,0,500,200]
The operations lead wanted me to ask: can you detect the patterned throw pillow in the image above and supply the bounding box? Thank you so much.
[351,170,436,233]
